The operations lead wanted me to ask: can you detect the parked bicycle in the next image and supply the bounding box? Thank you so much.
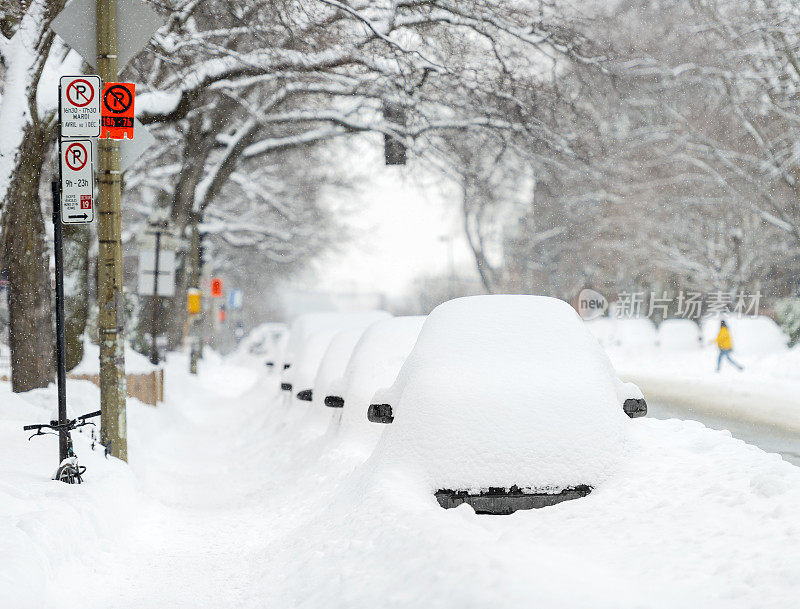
[23,410,101,484]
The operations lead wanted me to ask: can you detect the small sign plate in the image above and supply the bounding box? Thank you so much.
[60,140,94,224]
[60,75,101,138]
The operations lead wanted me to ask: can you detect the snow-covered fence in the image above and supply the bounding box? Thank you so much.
[68,370,164,407]
[0,369,164,406]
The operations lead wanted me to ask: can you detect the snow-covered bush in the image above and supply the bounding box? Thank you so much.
[775,298,800,347]
[657,319,701,351]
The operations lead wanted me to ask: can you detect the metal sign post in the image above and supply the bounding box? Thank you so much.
[52,177,69,463]
[137,227,176,365]
[50,0,166,465]
[53,81,98,463]
[150,230,161,365]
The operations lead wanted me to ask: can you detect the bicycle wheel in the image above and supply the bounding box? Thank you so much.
[55,463,82,484]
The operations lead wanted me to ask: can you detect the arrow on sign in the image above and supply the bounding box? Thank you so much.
[68,214,89,220]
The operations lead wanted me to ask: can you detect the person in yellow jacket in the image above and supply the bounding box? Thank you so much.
[715,320,743,372]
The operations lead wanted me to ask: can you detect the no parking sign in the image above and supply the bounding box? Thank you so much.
[60,140,94,224]
[101,82,135,139]
[60,75,101,138]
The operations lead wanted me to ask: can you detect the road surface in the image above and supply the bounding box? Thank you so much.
[648,400,800,466]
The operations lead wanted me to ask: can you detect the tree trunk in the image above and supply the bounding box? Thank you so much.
[2,122,54,391]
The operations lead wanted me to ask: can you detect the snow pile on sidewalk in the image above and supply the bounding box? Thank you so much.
[70,337,160,375]
[587,316,800,431]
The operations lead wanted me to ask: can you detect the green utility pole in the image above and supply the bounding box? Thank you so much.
[96,0,127,460]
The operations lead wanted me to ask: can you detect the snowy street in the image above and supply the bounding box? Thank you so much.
[5,1,800,607]
[649,400,800,466]
[4,340,800,609]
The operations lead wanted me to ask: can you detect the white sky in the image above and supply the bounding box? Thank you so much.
[305,138,476,300]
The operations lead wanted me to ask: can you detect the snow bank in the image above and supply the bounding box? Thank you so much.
[0,380,137,609]
[614,317,657,348]
[701,315,788,355]
[600,314,798,432]
[71,337,158,375]
[657,318,701,350]
[275,416,800,609]
[373,296,628,491]
[585,316,657,349]
[334,316,426,451]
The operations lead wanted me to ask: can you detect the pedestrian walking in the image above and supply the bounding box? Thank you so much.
[714,320,743,372]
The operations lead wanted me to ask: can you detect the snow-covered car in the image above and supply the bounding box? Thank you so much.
[282,329,339,401]
[236,323,287,368]
[305,328,369,432]
[327,316,426,451]
[279,310,390,392]
[368,295,640,514]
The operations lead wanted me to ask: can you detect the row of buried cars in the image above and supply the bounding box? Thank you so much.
[262,295,648,515]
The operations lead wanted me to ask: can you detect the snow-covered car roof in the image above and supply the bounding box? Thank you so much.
[283,311,392,393]
[282,310,391,368]
[335,316,426,449]
[283,328,340,399]
[372,295,628,491]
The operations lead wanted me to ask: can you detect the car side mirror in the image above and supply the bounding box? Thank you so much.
[265,361,274,368]
[325,395,344,408]
[296,389,312,401]
[368,403,393,424]
[280,382,292,392]
[283,363,291,370]
[623,398,647,418]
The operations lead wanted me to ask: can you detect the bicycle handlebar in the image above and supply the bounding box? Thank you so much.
[23,410,101,433]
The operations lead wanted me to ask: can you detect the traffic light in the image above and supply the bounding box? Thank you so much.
[383,102,406,166]
[198,232,207,269]
[210,277,223,298]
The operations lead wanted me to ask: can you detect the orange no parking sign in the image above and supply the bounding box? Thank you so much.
[100,82,135,139]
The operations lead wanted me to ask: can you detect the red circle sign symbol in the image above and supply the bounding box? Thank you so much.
[64,142,89,172]
[66,79,95,108]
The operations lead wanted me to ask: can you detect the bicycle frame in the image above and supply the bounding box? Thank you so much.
[23,411,101,484]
